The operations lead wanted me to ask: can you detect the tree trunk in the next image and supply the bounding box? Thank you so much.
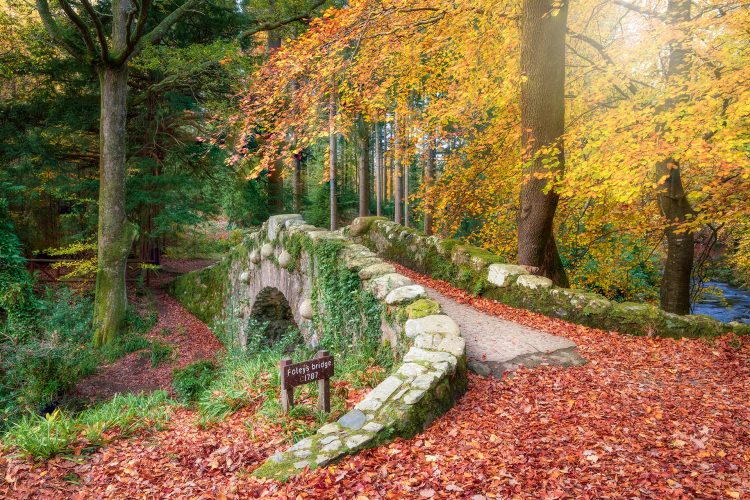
[517,0,569,287]
[374,123,382,216]
[423,137,436,235]
[329,81,338,230]
[657,159,694,314]
[656,0,695,314]
[292,152,303,213]
[393,110,403,225]
[356,117,370,217]
[266,30,284,213]
[93,66,137,346]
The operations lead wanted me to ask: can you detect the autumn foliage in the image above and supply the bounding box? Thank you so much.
[238,0,750,301]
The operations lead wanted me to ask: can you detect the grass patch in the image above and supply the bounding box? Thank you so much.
[172,361,218,403]
[146,340,175,368]
[2,391,173,459]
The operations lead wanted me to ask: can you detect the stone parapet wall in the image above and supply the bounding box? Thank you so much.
[346,216,749,339]
[168,215,467,481]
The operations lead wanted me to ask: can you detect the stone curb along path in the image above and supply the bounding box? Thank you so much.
[170,214,468,481]
[345,216,750,339]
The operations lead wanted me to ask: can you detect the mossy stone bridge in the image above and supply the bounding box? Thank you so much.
[170,214,743,479]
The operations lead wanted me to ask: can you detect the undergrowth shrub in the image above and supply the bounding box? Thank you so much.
[2,409,78,460]
[0,198,37,334]
[146,340,174,368]
[0,287,158,431]
[172,360,218,403]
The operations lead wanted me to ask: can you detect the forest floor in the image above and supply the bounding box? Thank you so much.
[2,264,749,498]
[75,258,221,401]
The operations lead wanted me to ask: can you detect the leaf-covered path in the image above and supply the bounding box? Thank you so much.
[74,288,223,402]
[413,274,586,377]
[2,268,749,498]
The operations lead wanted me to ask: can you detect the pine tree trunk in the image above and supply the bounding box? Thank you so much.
[374,123,382,216]
[356,117,370,217]
[393,110,403,225]
[329,81,338,230]
[292,152,302,213]
[517,0,569,287]
[423,138,436,235]
[658,0,695,314]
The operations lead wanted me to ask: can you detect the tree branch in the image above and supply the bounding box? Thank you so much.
[113,0,192,65]
[56,0,98,58]
[35,0,87,61]
[80,0,110,63]
[568,28,638,94]
[238,0,327,42]
[613,0,666,19]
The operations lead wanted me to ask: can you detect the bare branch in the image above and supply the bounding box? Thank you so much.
[613,0,666,19]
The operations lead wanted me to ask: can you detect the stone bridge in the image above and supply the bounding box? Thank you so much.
[170,214,469,480]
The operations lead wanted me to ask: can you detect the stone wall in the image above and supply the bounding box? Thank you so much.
[168,215,468,480]
[346,216,749,339]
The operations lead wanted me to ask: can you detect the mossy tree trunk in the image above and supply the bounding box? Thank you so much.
[92,1,137,347]
[517,0,570,287]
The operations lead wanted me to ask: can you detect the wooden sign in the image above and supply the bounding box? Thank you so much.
[279,350,333,413]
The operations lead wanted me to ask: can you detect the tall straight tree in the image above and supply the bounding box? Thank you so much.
[267,29,285,214]
[374,123,383,216]
[423,136,436,235]
[393,109,403,225]
[517,0,570,287]
[355,116,370,217]
[35,0,202,346]
[329,77,338,230]
[656,0,695,314]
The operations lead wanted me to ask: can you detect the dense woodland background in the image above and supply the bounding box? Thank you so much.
[0,0,749,450]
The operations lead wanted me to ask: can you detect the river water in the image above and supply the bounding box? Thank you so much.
[693,281,750,323]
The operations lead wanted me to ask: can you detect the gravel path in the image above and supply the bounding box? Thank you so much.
[421,284,586,377]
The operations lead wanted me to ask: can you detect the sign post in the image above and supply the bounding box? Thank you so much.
[279,350,333,414]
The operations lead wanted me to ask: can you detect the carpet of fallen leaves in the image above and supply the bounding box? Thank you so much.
[2,266,749,498]
[74,289,224,401]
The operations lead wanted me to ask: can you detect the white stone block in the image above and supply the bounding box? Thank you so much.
[487,263,527,287]
[405,315,459,338]
[385,285,427,305]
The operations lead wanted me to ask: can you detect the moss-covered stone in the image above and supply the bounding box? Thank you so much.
[168,259,230,324]
[349,216,389,237]
[404,298,441,319]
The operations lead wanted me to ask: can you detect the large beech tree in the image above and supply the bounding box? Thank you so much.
[517,0,570,287]
[655,0,694,314]
[35,0,203,346]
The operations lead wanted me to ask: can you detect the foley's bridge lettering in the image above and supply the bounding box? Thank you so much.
[279,350,333,413]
